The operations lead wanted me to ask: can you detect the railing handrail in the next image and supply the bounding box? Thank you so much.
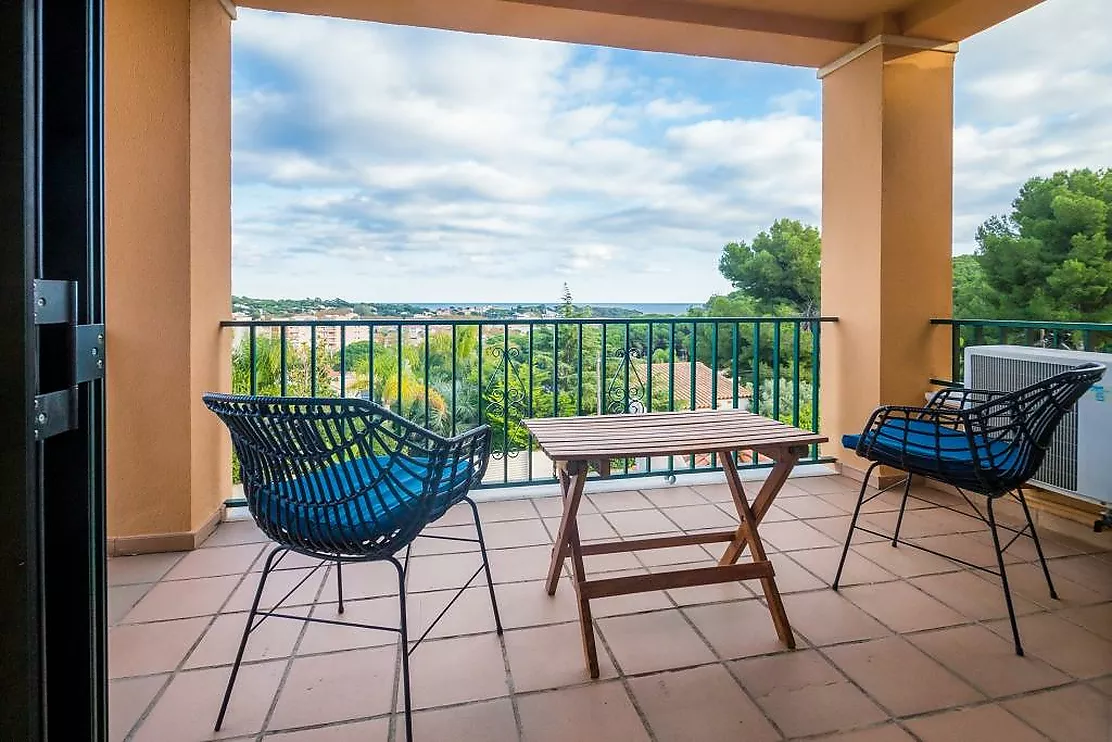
[931,318,1112,332]
[932,316,1112,387]
[221,315,840,328]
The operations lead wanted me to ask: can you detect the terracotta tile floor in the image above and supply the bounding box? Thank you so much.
[109,474,1112,741]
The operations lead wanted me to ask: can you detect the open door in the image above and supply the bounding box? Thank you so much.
[0,0,107,738]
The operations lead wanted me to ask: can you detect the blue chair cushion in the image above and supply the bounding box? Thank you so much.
[843,418,1020,474]
[255,455,474,545]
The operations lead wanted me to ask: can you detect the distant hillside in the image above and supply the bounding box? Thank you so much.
[231,296,651,319]
[232,296,431,318]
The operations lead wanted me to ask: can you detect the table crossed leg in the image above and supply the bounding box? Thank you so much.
[545,450,801,677]
[718,451,796,648]
[545,461,598,677]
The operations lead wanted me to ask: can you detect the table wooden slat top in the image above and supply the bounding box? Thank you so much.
[524,408,827,460]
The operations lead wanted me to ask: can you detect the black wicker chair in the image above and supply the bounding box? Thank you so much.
[203,393,502,741]
[832,362,1105,655]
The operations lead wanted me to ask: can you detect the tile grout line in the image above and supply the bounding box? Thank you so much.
[256,554,336,741]
[120,546,269,742]
[110,488,1111,741]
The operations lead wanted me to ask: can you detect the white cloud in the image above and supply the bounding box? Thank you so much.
[231,10,821,302]
[951,0,1112,252]
[644,97,712,119]
[230,0,1112,302]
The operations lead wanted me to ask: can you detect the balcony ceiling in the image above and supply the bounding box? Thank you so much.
[244,0,1045,67]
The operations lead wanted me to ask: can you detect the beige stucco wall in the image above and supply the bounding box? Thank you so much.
[105,0,232,543]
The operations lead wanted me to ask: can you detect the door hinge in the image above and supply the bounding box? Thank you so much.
[74,323,106,383]
[33,388,77,441]
[32,279,76,325]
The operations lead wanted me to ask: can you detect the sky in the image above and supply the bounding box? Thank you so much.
[231,0,1112,304]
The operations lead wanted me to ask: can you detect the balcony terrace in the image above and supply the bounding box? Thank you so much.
[104,315,1112,741]
[85,0,1112,739]
[108,473,1112,742]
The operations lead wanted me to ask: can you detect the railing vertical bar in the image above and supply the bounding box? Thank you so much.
[249,325,257,396]
[478,324,485,430]
[751,321,760,464]
[792,321,801,428]
[310,325,318,397]
[528,323,534,482]
[503,323,510,484]
[952,322,962,384]
[623,322,631,413]
[731,322,739,407]
[667,321,675,474]
[368,325,375,404]
[623,322,631,474]
[710,321,719,469]
[1082,330,1092,351]
[689,322,697,471]
[339,325,347,398]
[771,322,781,422]
[450,325,457,438]
[646,322,654,414]
[395,323,403,415]
[278,325,288,396]
[576,323,584,418]
[423,324,431,429]
[811,319,821,459]
[600,323,607,414]
[552,322,559,418]
[710,322,719,408]
[645,321,653,474]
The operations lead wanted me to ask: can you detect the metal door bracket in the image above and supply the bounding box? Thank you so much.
[74,324,106,383]
[33,388,77,441]
[32,279,75,325]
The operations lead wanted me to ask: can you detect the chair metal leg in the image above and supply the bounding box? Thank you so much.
[890,475,913,547]
[988,497,1024,656]
[391,557,413,742]
[833,463,878,591]
[465,496,503,634]
[335,560,345,614]
[1017,487,1058,600]
[216,546,285,731]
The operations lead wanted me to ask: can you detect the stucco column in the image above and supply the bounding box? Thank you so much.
[819,39,955,483]
[105,0,233,552]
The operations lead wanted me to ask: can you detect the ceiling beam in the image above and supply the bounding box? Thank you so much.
[242,0,861,68]
[503,0,862,44]
[900,0,1046,41]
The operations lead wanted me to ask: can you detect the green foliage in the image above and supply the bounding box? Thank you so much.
[952,255,997,318]
[717,219,821,314]
[975,168,1112,321]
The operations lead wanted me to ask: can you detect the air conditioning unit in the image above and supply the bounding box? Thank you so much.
[964,345,1111,508]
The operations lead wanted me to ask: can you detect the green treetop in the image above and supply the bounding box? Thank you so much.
[975,168,1112,321]
[717,218,821,314]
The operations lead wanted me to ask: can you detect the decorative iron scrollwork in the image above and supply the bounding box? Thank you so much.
[483,344,528,461]
[603,348,647,414]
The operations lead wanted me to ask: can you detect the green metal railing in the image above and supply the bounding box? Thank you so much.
[932,318,1112,385]
[220,316,836,490]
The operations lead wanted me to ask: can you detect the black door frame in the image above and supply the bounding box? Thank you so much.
[1,1,107,739]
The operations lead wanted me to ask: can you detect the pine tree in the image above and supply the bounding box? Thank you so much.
[560,282,575,318]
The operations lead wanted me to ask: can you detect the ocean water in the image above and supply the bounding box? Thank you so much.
[420,302,699,315]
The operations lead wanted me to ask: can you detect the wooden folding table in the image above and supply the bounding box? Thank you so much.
[524,408,827,677]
